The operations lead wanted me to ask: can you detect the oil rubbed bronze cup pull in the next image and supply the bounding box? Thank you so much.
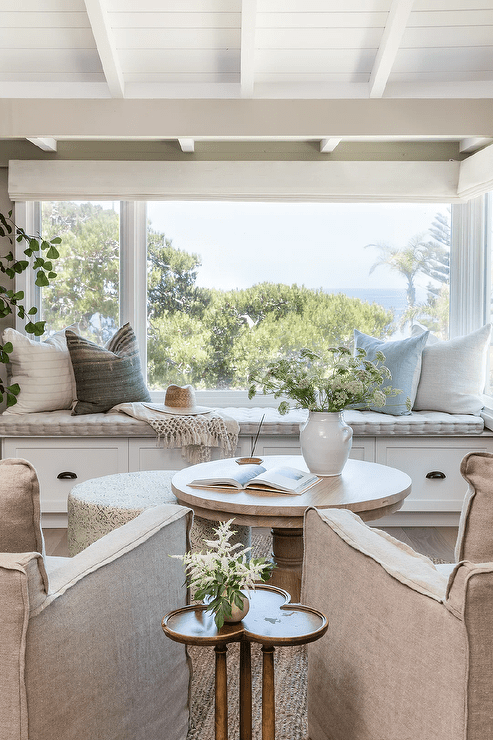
[426,470,446,480]
[57,471,78,480]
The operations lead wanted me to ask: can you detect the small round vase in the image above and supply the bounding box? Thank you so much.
[300,411,353,477]
[223,592,250,623]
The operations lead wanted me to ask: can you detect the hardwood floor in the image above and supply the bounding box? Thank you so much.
[43,526,458,562]
[379,526,457,562]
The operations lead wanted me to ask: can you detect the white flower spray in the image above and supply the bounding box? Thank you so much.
[171,519,274,629]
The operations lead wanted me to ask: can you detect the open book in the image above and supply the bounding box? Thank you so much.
[189,462,320,495]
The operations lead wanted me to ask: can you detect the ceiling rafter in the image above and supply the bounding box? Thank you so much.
[83,0,124,99]
[240,0,258,98]
[369,0,415,99]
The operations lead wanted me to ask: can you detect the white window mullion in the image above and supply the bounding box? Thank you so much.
[12,201,41,332]
[120,201,147,376]
[449,195,490,338]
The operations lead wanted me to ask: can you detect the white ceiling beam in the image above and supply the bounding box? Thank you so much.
[369,0,415,99]
[26,137,57,152]
[178,138,195,153]
[240,0,257,98]
[460,137,493,154]
[320,138,342,153]
[2,99,493,140]
[83,0,124,99]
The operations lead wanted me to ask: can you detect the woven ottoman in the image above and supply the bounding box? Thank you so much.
[67,470,251,556]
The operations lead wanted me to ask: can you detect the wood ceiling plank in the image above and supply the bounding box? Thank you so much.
[1,11,89,28]
[113,28,240,48]
[241,0,257,98]
[111,13,240,29]
[257,27,382,49]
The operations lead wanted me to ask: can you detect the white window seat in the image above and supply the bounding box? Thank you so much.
[1,407,491,529]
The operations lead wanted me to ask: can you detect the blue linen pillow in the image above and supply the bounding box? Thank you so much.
[354,329,429,415]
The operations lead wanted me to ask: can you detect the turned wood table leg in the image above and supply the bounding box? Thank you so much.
[239,641,252,740]
[269,527,304,601]
[261,645,276,740]
[215,644,228,740]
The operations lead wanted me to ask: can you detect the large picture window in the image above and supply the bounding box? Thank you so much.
[36,199,453,397]
[146,201,451,391]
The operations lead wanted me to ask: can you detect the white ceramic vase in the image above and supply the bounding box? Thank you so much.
[300,411,353,476]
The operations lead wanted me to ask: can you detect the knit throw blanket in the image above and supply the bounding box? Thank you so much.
[110,402,240,464]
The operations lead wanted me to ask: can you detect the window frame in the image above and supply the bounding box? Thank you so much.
[13,196,493,410]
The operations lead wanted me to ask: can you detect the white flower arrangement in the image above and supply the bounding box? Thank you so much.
[171,519,274,629]
[248,345,406,414]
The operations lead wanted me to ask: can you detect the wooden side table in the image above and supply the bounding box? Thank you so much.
[162,585,328,740]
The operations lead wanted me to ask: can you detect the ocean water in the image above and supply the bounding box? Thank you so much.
[328,288,408,319]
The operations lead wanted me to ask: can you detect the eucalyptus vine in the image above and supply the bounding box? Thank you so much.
[0,210,61,407]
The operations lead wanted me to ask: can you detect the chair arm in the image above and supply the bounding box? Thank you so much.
[302,507,448,602]
[43,503,192,609]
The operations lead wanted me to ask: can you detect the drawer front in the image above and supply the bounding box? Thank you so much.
[2,438,128,513]
[128,437,247,472]
[376,438,493,512]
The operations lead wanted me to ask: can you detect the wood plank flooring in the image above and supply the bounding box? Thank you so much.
[43,526,458,562]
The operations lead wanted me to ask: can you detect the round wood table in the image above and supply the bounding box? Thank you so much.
[172,455,412,600]
[162,584,328,740]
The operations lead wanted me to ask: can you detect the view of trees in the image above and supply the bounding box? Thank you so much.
[366,208,450,338]
[40,201,450,390]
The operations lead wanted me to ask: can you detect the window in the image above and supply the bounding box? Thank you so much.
[17,196,492,407]
[146,201,451,392]
[41,201,120,345]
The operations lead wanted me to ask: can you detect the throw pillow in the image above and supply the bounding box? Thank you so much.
[354,329,429,415]
[66,323,151,415]
[2,324,79,415]
[413,324,491,415]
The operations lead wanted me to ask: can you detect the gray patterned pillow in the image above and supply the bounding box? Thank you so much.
[66,323,151,415]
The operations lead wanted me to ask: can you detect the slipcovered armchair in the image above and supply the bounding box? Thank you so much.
[0,458,192,740]
[302,450,493,740]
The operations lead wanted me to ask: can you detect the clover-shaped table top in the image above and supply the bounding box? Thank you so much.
[162,584,328,647]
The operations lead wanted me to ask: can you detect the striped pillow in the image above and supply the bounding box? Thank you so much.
[66,323,151,415]
[3,325,78,415]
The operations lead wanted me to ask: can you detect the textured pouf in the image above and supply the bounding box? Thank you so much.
[67,470,251,556]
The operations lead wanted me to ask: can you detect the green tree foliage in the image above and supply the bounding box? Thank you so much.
[366,233,434,308]
[40,201,397,391]
[42,202,119,344]
[395,209,451,338]
[147,226,211,318]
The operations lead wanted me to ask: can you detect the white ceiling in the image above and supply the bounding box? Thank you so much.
[1,0,493,152]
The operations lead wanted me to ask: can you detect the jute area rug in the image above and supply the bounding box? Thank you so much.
[186,532,308,740]
[185,532,448,740]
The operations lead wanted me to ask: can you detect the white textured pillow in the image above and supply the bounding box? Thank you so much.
[413,324,491,415]
[2,325,78,415]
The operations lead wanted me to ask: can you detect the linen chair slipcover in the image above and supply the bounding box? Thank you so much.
[302,450,493,740]
[0,457,192,740]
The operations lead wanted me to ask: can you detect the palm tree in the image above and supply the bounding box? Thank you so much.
[365,233,432,308]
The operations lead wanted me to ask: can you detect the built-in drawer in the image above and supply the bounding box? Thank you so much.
[376,437,493,512]
[2,437,128,513]
[128,437,248,472]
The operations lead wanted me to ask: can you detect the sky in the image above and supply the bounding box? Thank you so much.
[147,201,450,295]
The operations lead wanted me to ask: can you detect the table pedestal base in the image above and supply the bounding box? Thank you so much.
[268,527,304,601]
